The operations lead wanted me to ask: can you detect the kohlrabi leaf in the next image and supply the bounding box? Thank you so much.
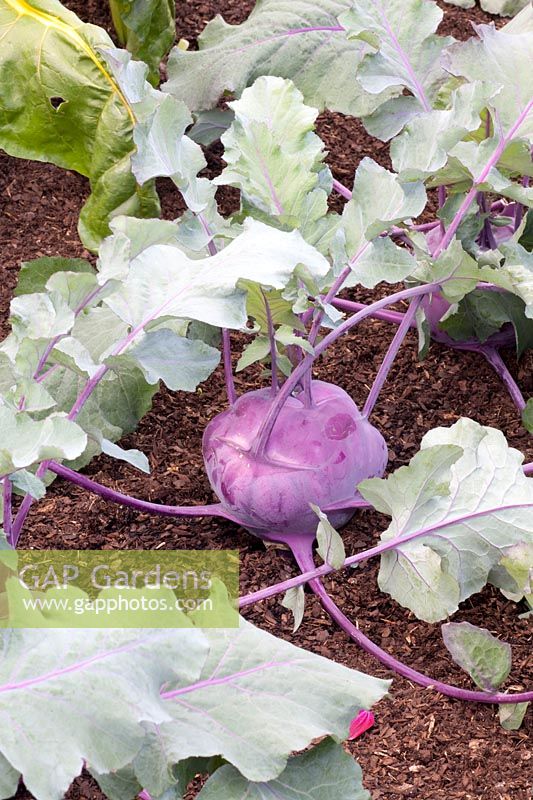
[499,702,529,730]
[101,218,329,330]
[0,2,159,251]
[15,258,94,298]
[438,290,533,356]
[108,0,175,85]
[480,0,530,15]
[196,738,370,800]
[164,0,392,118]
[145,618,389,789]
[214,76,333,243]
[312,504,346,569]
[188,109,235,146]
[391,83,487,179]
[497,242,533,319]
[444,23,533,150]
[359,418,533,622]
[102,48,216,217]
[0,407,87,475]
[282,585,306,633]
[338,159,424,287]
[100,439,150,473]
[117,329,221,391]
[0,628,207,800]
[339,0,453,128]
[8,470,46,500]
[498,540,533,603]
[441,621,512,691]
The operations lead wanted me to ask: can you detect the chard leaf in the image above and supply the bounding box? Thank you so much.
[0,2,159,250]
[0,628,207,800]
[147,618,389,788]
[359,418,533,622]
[282,585,306,633]
[339,0,453,127]
[196,738,370,800]
[441,621,511,691]
[100,439,150,474]
[117,329,221,391]
[101,218,329,330]
[15,258,94,298]
[163,0,392,118]
[338,159,424,287]
[0,408,87,474]
[109,0,175,86]
[214,76,333,244]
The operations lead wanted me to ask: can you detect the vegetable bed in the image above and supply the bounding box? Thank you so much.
[0,0,532,799]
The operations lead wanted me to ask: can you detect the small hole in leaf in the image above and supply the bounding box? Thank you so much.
[50,96,66,110]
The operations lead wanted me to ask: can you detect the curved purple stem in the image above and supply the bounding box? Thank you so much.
[47,461,243,524]
[481,347,527,413]
[330,298,408,326]
[2,478,12,542]
[252,282,440,459]
[289,539,533,705]
[363,297,421,419]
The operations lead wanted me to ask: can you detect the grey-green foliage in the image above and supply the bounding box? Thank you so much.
[0,621,388,800]
[442,0,529,15]
[0,0,159,251]
[196,738,371,800]
[359,418,533,622]
[163,0,393,117]
[109,0,176,85]
[120,619,389,798]
[441,621,512,691]
[214,76,336,250]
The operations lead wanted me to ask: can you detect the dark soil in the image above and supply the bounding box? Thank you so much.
[1,2,531,800]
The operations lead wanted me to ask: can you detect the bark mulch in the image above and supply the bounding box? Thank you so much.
[0,1,531,799]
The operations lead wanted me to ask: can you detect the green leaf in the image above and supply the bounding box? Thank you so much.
[196,738,371,800]
[498,702,529,730]
[444,24,533,145]
[441,621,512,691]
[338,158,424,287]
[340,0,453,122]
[189,109,234,146]
[100,439,150,474]
[359,418,533,622]
[0,407,87,474]
[9,470,46,500]
[0,3,159,250]
[236,337,271,372]
[108,0,175,85]
[312,504,346,570]
[164,0,392,117]
[498,242,533,319]
[119,329,221,391]
[499,540,533,601]
[438,290,533,356]
[15,258,94,298]
[215,76,331,237]
[10,292,74,341]
[481,0,530,16]
[391,82,487,180]
[0,628,207,800]
[282,586,306,633]
[101,218,329,330]
[149,619,389,786]
[518,209,533,252]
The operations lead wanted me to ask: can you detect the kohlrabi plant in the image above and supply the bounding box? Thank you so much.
[1,0,533,797]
